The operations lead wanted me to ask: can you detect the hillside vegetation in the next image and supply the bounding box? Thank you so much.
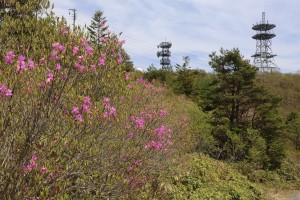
[257,73,300,116]
[1,1,300,199]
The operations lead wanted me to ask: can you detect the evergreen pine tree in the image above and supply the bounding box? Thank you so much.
[203,48,285,169]
[87,10,108,48]
[173,56,196,97]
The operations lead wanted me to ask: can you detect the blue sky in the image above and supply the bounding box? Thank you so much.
[50,0,300,73]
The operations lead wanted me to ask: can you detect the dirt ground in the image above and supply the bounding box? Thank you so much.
[266,189,300,200]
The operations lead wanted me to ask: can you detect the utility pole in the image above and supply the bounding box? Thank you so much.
[69,8,77,30]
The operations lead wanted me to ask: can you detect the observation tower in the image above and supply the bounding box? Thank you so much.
[157,41,172,69]
[252,12,278,72]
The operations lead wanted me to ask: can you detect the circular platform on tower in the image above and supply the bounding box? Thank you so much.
[251,53,277,58]
[160,58,170,65]
[252,23,276,31]
[252,33,276,40]
[158,42,172,48]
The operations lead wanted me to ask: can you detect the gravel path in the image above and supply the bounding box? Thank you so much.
[268,191,300,200]
[284,191,300,200]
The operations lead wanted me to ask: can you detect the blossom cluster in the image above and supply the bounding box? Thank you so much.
[72,96,93,122]
[0,83,13,97]
[4,51,15,64]
[103,97,117,119]
[145,125,173,152]
[20,155,48,175]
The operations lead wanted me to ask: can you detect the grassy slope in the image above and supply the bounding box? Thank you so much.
[257,73,300,116]
[164,153,262,200]
[164,73,300,199]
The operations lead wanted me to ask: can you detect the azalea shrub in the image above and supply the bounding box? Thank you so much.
[0,21,192,199]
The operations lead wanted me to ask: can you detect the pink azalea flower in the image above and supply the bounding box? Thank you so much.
[127,84,132,89]
[81,104,90,113]
[146,114,153,119]
[7,51,15,57]
[90,65,96,71]
[85,45,93,56]
[38,82,44,88]
[40,167,47,173]
[24,165,32,172]
[18,55,26,62]
[78,55,84,62]
[0,83,6,91]
[5,56,13,64]
[55,63,61,71]
[100,37,107,43]
[98,56,105,66]
[50,51,58,60]
[84,96,91,104]
[78,65,85,72]
[104,97,110,108]
[52,42,60,49]
[117,57,123,64]
[61,27,68,35]
[135,160,140,166]
[5,51,15,64]
[75,114,83,122]
[28,60,35,70]
[137,78,145,84]
[46,72,54,83]
[0,83,13,97]
[127,131,134,139]
[72,107,79,115]
[49,172,54,178]
[5,89,12,97]
[135,117,145,129]
[125,73,130,80]
[103,112,109,119]
[75,63,85,72]
[53,42,65,53]
[39,57,46,63]
[130,116,135,121]
[159,109,167,118]
[145,141,163,150]
[72,46,80,55]
[81,38,87,46]
[31,163,38,169]
[109,106,117,118]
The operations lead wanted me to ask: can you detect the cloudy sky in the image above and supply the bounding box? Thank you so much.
[50,0,300,73]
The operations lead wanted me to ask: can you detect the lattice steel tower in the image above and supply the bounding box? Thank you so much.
[157,41,172,69]
[252,12,278,72]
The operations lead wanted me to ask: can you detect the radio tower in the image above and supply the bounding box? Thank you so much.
[157,40,172,69]
[252,12,278,72]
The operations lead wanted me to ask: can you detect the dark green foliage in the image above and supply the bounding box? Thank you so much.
[256,73,300,116]
[165,154,262,199]
[0,0,57,57]
[202,48,285,169]
[144,64,174,85]
[190,70,213,106]
[122,50,134,72]
[173,56,196,97]
[286,112,300,150]
[87,10,108,49]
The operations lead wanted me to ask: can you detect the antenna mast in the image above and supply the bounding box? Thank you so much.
[252,12,278,72]
[157,40,172,69]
